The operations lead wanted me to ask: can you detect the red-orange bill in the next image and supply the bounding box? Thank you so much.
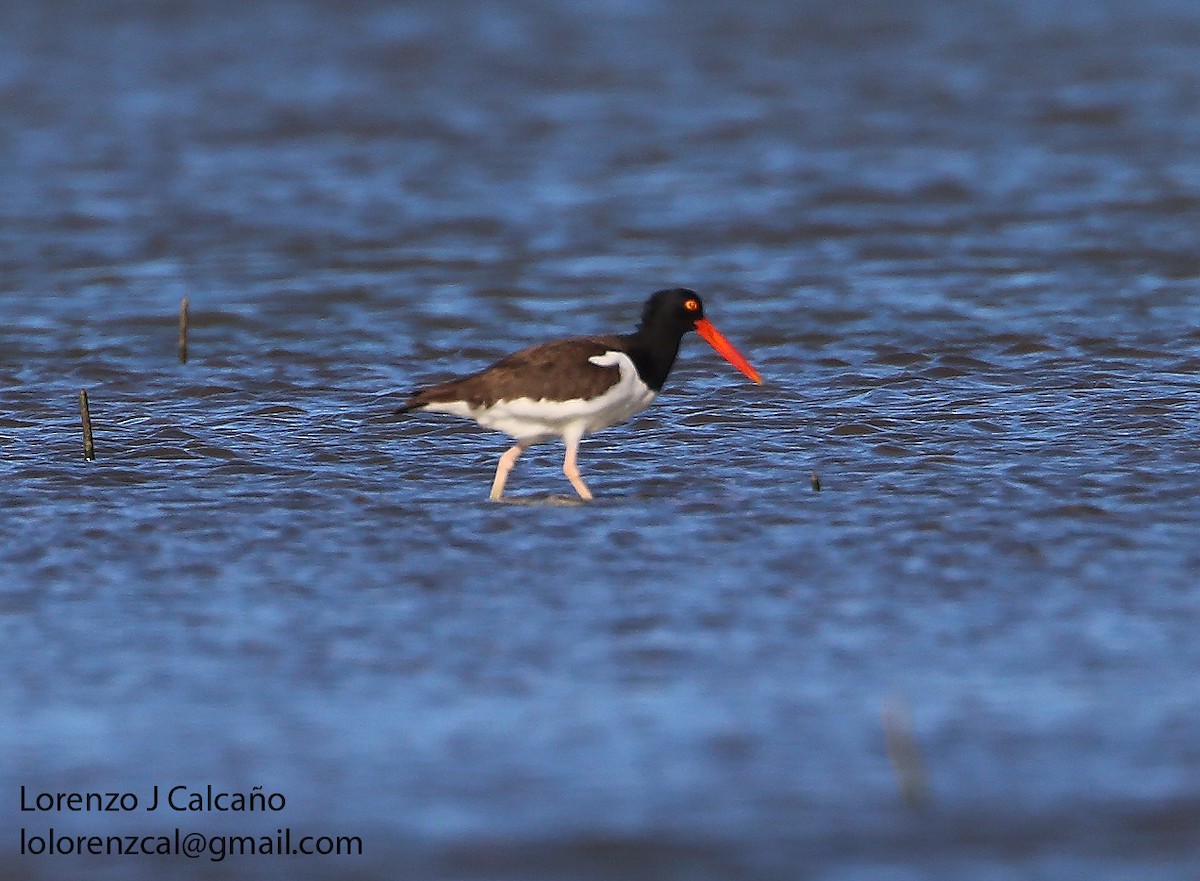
[694,318,762,384]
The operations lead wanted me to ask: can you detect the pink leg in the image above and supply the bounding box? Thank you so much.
[489,441,528,501]
[562,433,593,501]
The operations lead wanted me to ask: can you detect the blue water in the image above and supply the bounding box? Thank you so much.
[3,1,1200,878]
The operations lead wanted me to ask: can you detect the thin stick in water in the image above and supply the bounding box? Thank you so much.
[811,472,821,492]
[79,389,95,461]
[178,296,190,364]
[883,698,929,809]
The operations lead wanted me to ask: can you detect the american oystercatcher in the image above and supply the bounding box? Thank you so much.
[398,288,761,500]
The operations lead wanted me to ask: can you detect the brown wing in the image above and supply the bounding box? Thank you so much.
[401,335,627,410]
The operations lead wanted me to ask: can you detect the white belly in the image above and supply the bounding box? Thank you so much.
[424,351,656,443]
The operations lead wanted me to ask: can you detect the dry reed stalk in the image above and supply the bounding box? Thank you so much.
[178,296,190,364]
[883,698,929,809]
[79,390,95,461]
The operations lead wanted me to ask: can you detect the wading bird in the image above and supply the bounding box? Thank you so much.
[398,288,761,500]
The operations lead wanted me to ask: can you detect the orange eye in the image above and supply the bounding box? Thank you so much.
[684,298,700,312]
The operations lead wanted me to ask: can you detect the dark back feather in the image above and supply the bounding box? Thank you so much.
[401,335,627,410]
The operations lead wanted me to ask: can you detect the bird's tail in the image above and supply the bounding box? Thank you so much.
[396,388,436,414]
[396,381,458,415]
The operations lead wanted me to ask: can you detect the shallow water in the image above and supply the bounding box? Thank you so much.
[3,0,1200,878]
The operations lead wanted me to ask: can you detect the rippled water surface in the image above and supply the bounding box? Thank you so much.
[3,1,1200,878]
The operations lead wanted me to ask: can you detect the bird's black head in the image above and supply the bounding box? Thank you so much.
[637,287,706,336]
[631,286,762,387]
